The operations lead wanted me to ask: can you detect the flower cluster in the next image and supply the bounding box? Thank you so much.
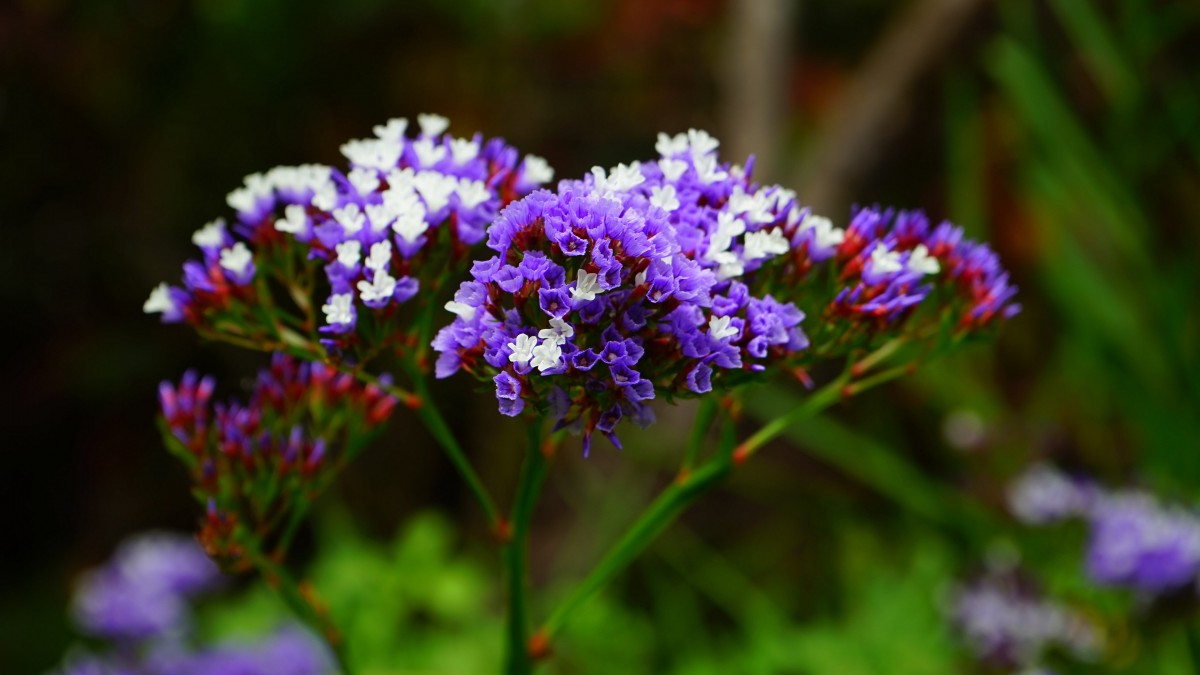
[946,567,1101,671]
[431,148,810,451]
[144,115,553,361]
[71,533,220,642]
[1008,464,1200,595]
[159,353,398,566]
[55,532,332,675]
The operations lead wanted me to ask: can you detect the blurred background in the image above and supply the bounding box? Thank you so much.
[2,0,1199,672]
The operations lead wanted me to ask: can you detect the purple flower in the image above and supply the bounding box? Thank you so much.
[1085,493,1200,594]
[70,533,219,642]
[947,568,1100,669]
[1007,463,1094,525]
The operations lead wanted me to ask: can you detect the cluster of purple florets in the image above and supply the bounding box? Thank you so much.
[946,566,1100,671]
[143,115,553,351]
[160,353,399,563]
[56,533,331,675]
[1009,464,1200,595]
[432,131,812,451]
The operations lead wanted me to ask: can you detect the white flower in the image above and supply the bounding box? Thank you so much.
[591,162,645,193]
[143,283,175,315]
[335,240,362,268]
[444,300,476,321]
[658,158,688,182]
[709,315,739,340]
[310,182,339,211]
[530,339,563,373]
[393,210,429,244]
[365,240,392,272]
[716,258,745,280]
[907,244,940,275]
[322,293,355,325]
[538,317,575,345]
[521,155,554,184]
[571,270,604,302]
[412,138,447,167]
[649,185,680,212]
[413,170,455,212]
[655,131,689,157]
[276,205,308,234]
[868,243,903,277]
[417,113,450,137]
[450,138,479,164]
[687,128,719,157]
[347,167,381,196]
[727,187,774,224]
[191,219,226,248]
[693,153,728,184]
[333,204,365,235]
[340,138,403,170]
[357,269,397,303]
[508,334,538,364]
[373,118,408,142]
[218,242,253,276]
[743,228,789,261]
[800,213,845,250]
[455,179,491,210]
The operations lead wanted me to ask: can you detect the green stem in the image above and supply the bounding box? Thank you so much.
[399,361,503,532]
[503,420,550,675]
[681,398,719,472]
[539,369,870,641]
[245,542,353,674]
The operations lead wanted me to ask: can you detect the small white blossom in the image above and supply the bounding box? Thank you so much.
[658,158,688,182]
[444,300,476,321]
[276,205,308,234]
[310,182,339,211]
[449,138,479,164]
[743,227,789,261]
[521,155,554,184]
[322,293,354,325]
[800,213,845,250]
[335,240,362,268]
[191,219,226,248]
[907,244,940,275]
[591,162,645,193]
[143,283,175,315]
[357,269,397,304]
[715,211,746,240]
[530,339,563,373]
[365,240,392,272]
[333,204,365,235]
[687,128,719,157]
[393,208,430,244]
[218,242,253,276]
[412,138,447,167]
[373,118,408,142]
[340,138,403,171]
[655,131,689,157]
[868,243,903,277]
[571,270,604,302]
[508,334,538,364]
[649,185,680,212]
[727,187,774,224]
[417,113,450,137]
[347,167,381,196]
[537,317,575,345]
[456,179,491,210]
[693,153,728,184]
[708,315,739,340]
[413,170,455,212]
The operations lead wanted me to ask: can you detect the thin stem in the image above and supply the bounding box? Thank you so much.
[398,360,504,532]
[732,368,851,464]
[244,542,353,674]
[681,398,719,473]
[503,420,550,675]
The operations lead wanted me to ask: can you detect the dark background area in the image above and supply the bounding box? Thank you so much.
[2,0,1199,671]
